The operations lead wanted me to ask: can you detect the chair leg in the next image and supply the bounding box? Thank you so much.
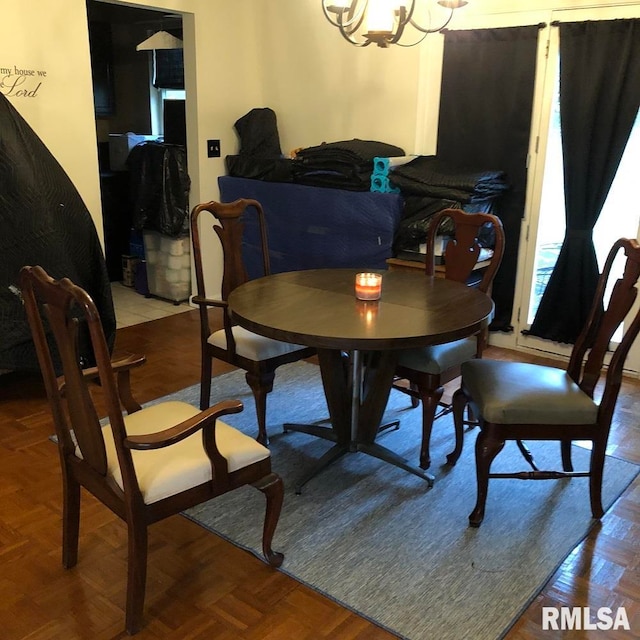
[589,438,606,519]
[469,428,505,528]
[254,472,284,568]
[516,440,538,471]
[416,383,444,470]
[125,519,148,635]
[199,355,213,410]
[466,403,479,426]
[561,439,573,472]
[61,472,81,569]
[409,382,420,408]
[246,371,275,446]
[447,388,467,466]
[391,377,420,409]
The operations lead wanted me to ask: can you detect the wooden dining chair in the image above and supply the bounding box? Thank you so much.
[19,265,284,635]
[190,198,315,445]
[393,207,505,470]
[453,238,640,527]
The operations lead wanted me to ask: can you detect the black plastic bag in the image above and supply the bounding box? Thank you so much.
[128,141,190,237]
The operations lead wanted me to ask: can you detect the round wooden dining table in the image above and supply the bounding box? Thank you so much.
[228,268,494,492]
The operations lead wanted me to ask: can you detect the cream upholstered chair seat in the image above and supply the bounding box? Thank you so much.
[209,326,307,361]
[460,360,598,425]
[397,338,477,375]
[79,401,270,505]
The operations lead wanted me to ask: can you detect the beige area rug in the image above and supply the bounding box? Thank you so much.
[148,362,638,640]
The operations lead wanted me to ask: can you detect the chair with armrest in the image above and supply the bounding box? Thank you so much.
[393,207,505,470]
[453,237,640,527]
[190,198,315,445]
[19,265,284,635]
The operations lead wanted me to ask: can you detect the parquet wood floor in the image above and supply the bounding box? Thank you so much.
[1,308,638,639]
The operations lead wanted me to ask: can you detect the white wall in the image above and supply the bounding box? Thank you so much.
[256,1,423,156]
[1,0,104,243]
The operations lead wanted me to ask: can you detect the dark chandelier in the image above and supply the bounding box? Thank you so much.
[322,0,468,48]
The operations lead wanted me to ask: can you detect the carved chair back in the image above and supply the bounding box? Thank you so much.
[425,207,505,294]
[569,238,640,424]
[19,265,139,496]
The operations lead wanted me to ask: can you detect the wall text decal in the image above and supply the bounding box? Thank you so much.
[0,64,47,98]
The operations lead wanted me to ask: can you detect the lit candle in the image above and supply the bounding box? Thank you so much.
[355,272,382,300]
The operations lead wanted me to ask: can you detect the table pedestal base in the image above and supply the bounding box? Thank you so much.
[284,348,434,493]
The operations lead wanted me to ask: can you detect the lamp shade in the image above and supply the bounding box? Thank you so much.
[136,30,183,51]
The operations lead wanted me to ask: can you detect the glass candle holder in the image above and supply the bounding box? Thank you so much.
[355,272,382,301]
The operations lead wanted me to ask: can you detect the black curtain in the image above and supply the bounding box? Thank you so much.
[153,30,185,90]
[437,26,540,332]
[526,19,640,344]
[153,49,184,89]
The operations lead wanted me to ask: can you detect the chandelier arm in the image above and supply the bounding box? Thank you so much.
[338,5,371,46]
[395,31,430,47]
[322,0,367,30]
[338,26,373,46]
[409,7,454,34]
[403,0,417,25]
[387,4,410,44]
[322,2,341,27]
[389,21,407,45]
[339,3,367,37]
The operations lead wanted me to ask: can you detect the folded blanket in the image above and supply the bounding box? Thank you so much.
[389,155,510,201]
[296,139,405,165]
[292,139,405,190]
[226,155,293,183]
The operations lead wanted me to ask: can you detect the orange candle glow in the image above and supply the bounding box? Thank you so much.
[356,299,379,325]
[355,272,382,300]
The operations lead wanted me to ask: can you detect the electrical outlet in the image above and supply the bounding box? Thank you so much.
[207,139,221,158]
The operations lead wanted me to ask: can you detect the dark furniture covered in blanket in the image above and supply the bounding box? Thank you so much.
[218,176,404,277]
[0,93,115,373]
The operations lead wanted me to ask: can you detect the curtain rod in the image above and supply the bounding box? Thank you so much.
[441,22,547,34]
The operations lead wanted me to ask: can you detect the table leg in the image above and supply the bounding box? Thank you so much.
[294,443,350,494]
[283,349,349,444]
[354,349,433,486]
[350,349,363,445]
[357,442,434,485]
[286,348,434,491]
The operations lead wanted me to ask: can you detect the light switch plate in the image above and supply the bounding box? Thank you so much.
[207,139,220,158]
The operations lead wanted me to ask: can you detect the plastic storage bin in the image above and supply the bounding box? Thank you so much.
[143,230,191,303]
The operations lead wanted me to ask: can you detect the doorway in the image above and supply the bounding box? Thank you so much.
[86,0,186,284]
